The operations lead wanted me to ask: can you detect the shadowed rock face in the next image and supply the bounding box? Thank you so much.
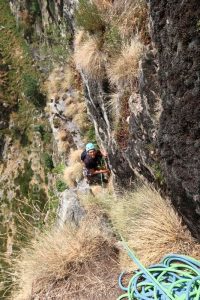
[149,0,200,238]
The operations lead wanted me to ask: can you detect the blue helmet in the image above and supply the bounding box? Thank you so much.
[86,143,95,152]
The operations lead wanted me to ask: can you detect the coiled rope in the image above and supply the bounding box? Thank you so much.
[118,240,200,300]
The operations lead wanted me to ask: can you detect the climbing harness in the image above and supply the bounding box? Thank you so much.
[118,240,200,300]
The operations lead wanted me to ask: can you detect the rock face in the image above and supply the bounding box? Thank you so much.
[149,0,200,239]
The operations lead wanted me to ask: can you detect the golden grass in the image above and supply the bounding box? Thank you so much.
[10,216,120,300]
[68,149,82,165]
[63,162,83,187]
[112,0,148,40]
[57,140,70,154]
[80,185,200,270]
[91,0,112,11]
[107,38,144,87]
[106,93,121,126]
[45,64,75,101]
[57,129,68,141]
[74,36,106,79]
[63,101,84,119]
[74,30,89,49]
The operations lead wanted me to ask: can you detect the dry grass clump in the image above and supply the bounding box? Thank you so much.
[74,30,89,49]
[58,129,68,141]
[115,187,200,268]
[45,65,75,98]
[80,186,200,270]
[63,101,85,119]
[91,0,112,11]
[10,217,120,300]
[107,38,144,87]
[68,149,82,165]
[57,140,70,154]
[74,36,106,79]
[63,162,83,187]
[112,0,149,40]
[73,112,89,132]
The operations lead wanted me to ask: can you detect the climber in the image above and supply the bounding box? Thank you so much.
[81,143,110,185]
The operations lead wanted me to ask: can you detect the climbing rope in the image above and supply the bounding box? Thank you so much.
[118,240,200,300]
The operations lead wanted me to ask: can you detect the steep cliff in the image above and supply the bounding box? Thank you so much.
[149,0,200,239]
[72,0,200,240]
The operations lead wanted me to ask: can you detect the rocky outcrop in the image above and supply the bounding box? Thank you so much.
[149,0,200,239]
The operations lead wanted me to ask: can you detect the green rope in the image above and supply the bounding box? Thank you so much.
[118,239,200,300]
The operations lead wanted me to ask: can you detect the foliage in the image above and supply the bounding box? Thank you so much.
[14,160,33,198]
[23,74,46,107]
[0,0,43,105]
[152,163,165,186]
[75,0,105,34]
[53,163,65,174]
[104,25,122,54]
[43,153,54,171]
[34,125,52,143]
[29,0,41,17]
[85,126,97,144]
[56,179,68,192]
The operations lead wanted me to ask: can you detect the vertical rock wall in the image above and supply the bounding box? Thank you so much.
[150,0,200,238]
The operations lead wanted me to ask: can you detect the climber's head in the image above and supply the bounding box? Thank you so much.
[86,143,96,158]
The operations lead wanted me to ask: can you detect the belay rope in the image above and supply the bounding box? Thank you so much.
[118,240,200,300]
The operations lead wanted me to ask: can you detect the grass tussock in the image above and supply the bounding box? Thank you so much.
[80,186,200,269]
[74,36,106,79]
[112,0,149,40]
[107,38,144,87]
[45,65,74,97]
[91,0,112,11]
[75,0,106,34]
[63,162,83,187]
[10,217,120,300]
[68,149,82,165]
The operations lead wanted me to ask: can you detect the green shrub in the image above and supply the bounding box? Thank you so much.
[75,0,105,34]
[104,26,122,54]
[14,160,33,197]
[43,153,54,171]
[23,74,46,107]
[56,179,68,192]
[53,163,65,175]
[152,163,165,185]
[85,126,97,144]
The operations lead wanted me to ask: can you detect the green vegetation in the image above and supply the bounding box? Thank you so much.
[53,163,65,174]
[56,179,68,192]
[152,162,165,186]
[85,126,97,144]
[0,0,45,107]
[29,0,41,17]
[42,22,71,64]
[75,0,105,34]
[104,25,122,54]
[43,153,54,171]
[14,160,33,198]
[23,74,46,107]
